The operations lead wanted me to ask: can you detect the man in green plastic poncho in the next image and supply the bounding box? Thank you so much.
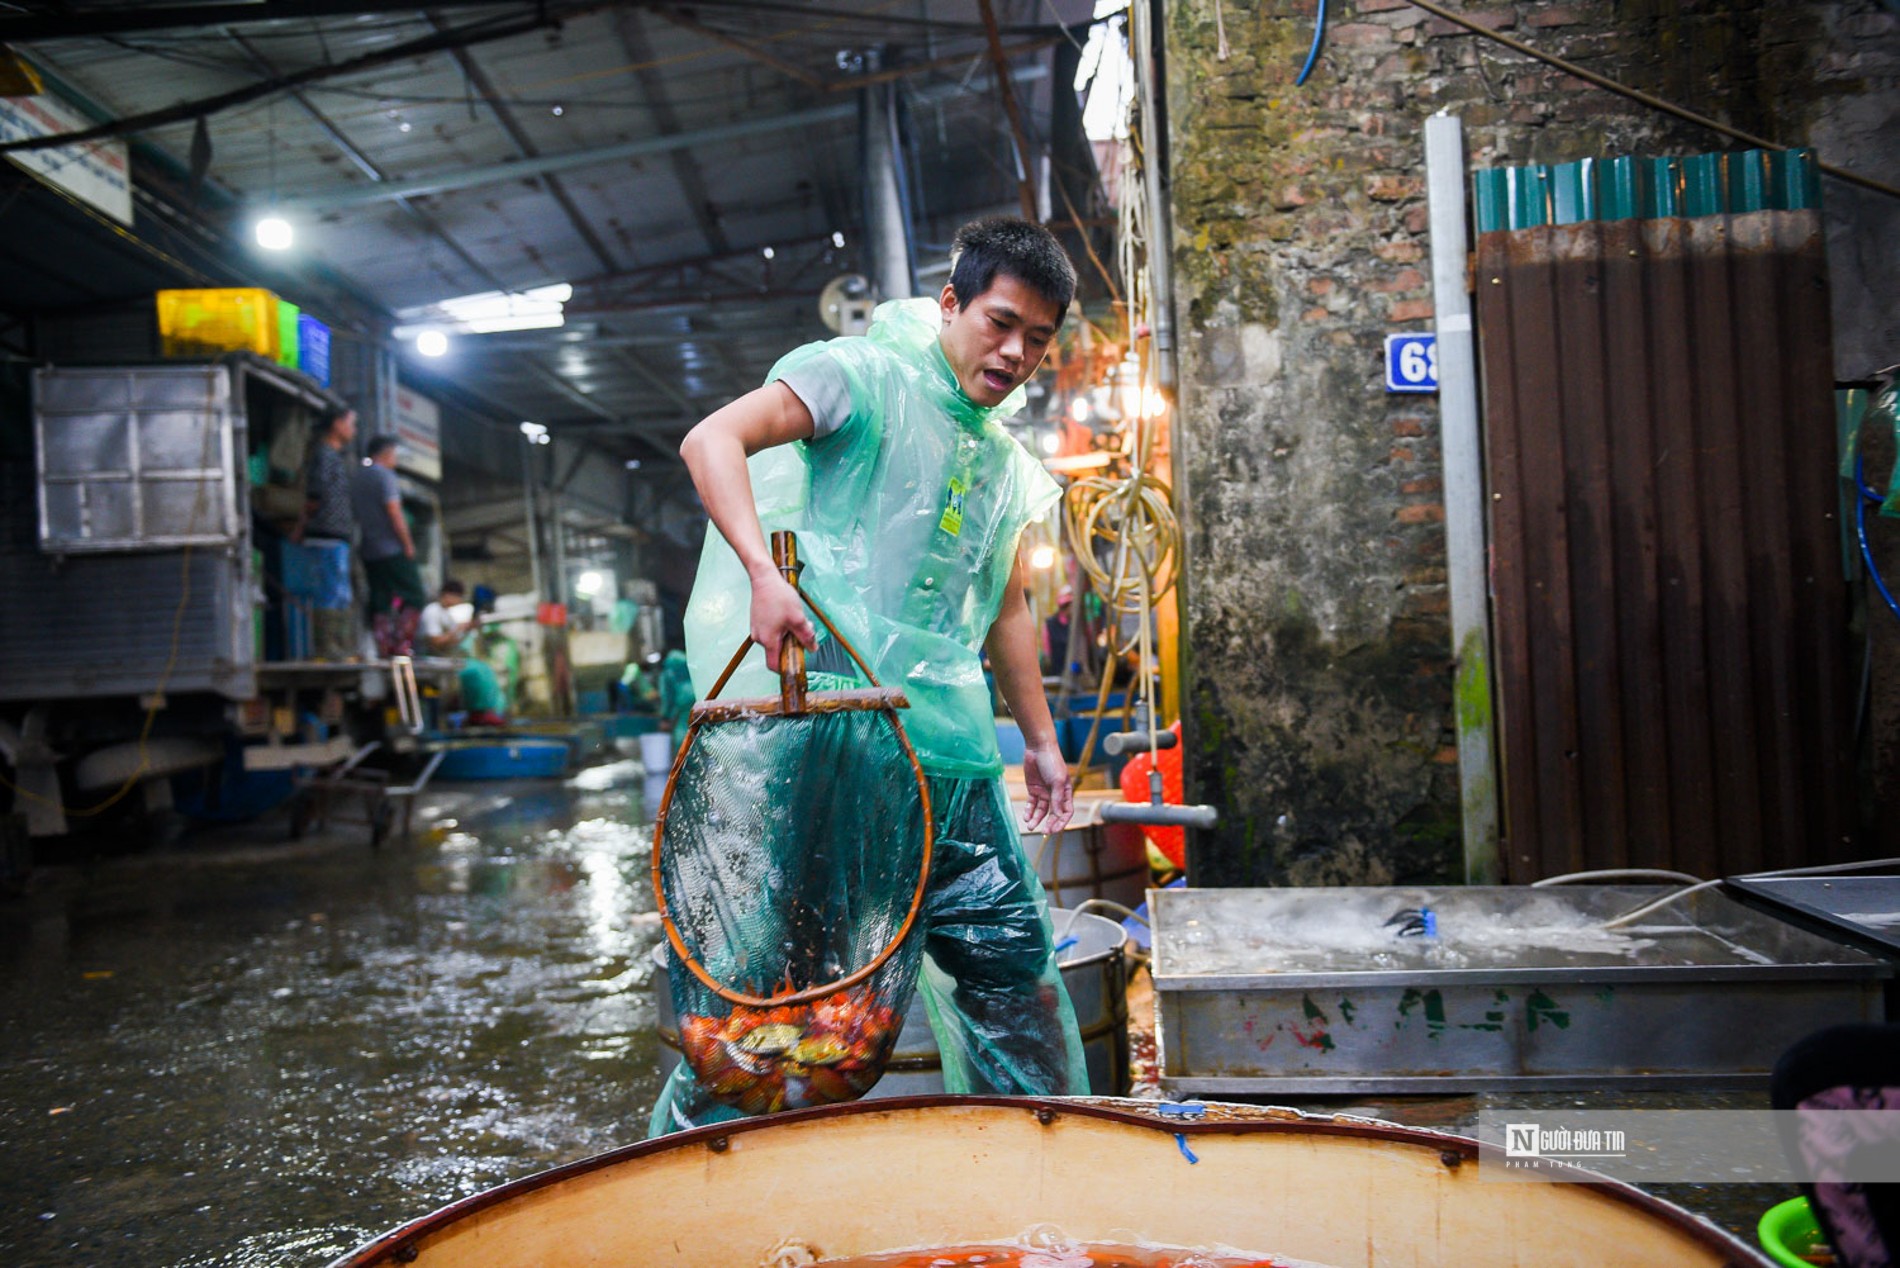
[652,217,1087,1133]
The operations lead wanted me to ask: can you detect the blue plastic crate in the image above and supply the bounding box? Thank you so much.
[297,313,332,387]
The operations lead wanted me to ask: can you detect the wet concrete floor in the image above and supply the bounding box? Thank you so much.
[0,758,670,1267]
[0,753,1797,1264]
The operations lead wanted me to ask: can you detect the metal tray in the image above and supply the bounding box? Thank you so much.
[1724,874,1900,958]
[1152,885,1888,1094]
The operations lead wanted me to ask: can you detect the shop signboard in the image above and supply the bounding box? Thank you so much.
[392,383,442,482]
[0,90,132,225]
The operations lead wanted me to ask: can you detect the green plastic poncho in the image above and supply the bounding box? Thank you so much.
[683,297,1060,777]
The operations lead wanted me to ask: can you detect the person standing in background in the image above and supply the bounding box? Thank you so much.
[301,406,358,661]
[352,434,428,652]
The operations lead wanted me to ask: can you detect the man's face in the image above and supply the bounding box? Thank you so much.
[937,273,1062,408]
[374,445,399,468]
[333,410,358,444]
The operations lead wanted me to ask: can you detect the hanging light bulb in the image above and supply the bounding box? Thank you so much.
[1029,545,1058,570]
[416,329,450,357]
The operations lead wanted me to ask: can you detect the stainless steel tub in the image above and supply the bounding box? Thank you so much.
[1020,790,1152,911]
[1152,884,1889,1094]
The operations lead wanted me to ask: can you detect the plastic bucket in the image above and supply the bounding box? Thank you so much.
[1758,1196,1827,1268]
[637,731,673,774]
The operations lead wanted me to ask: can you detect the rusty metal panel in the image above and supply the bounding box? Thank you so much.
[1476,204,1852,881]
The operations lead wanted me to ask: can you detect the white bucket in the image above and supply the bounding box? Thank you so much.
[637,731,673,775]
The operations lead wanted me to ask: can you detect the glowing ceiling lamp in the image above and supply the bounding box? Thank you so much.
[254,215,293,251]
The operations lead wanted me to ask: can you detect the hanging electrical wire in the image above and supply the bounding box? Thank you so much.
[1060,72,1182,774]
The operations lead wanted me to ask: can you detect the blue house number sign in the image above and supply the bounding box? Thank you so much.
[1385,333,1438,394]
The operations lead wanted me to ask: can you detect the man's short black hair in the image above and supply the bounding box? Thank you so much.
[948,216,1077,319]
[365,434,398,460]
[441,579,466,597]
[319,404,354,433]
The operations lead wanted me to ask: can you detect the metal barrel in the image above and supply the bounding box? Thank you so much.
[654,908,1130,1097]
[1023,817,1150,912]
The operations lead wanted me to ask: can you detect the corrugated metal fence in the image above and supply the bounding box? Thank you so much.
[1473,148,1856,881]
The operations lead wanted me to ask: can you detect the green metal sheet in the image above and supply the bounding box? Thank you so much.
[1771,149,1821,210]
[1507,165,1548,230]
[1472,146,1819,230]
[1681,153,1724,217]
[1639,156,1680,219]
[1728,149,1771,213]
[1550,158,1596,225]
[1473,168,1508,234]
[1599,156,1639,222]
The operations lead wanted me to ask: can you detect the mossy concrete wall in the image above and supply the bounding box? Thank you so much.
[1165,0,1900,886]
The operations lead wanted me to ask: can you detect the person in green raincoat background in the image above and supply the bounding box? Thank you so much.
[656,649,694,748]
[650,216,1087,1135]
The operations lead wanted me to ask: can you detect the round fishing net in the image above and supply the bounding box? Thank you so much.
[652,536,933,1116]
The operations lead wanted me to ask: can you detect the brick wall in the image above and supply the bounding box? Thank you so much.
[1163,0,1900,885]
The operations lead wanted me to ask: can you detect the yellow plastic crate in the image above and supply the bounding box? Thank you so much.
[156,288,284,360]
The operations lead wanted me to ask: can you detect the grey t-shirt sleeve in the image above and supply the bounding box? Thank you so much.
[776,354,854,439]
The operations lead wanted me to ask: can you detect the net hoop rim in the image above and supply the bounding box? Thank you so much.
[649,580,935,1011]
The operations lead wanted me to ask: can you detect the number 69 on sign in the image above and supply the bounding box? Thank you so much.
[1385,333,1438,394]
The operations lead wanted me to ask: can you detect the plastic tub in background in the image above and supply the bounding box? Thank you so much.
[1758,1195,1826,1268]
[655,908,1130,1099]
[330,1098,1766,1268]
[434,740,569,781]
[638,730,673,774]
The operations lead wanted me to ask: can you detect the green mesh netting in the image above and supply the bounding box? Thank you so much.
[656,702,930,1115]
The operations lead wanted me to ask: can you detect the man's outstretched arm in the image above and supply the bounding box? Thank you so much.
[986,552,1074,835]
[678,382,819,669]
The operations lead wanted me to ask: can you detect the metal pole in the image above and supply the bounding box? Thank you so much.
[1131,0,1176,391]
[976,0,1040,222]
[548,485,567,606]
[860,69,916,301]
[521,440,543,603]
[1424,111,1502,884]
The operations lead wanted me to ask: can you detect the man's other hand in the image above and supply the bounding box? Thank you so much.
[1022,741,1073,835]
[749,569,816,672]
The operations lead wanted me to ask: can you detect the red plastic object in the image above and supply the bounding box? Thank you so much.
[1119,721,1186,869]
[537,602,568,626]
